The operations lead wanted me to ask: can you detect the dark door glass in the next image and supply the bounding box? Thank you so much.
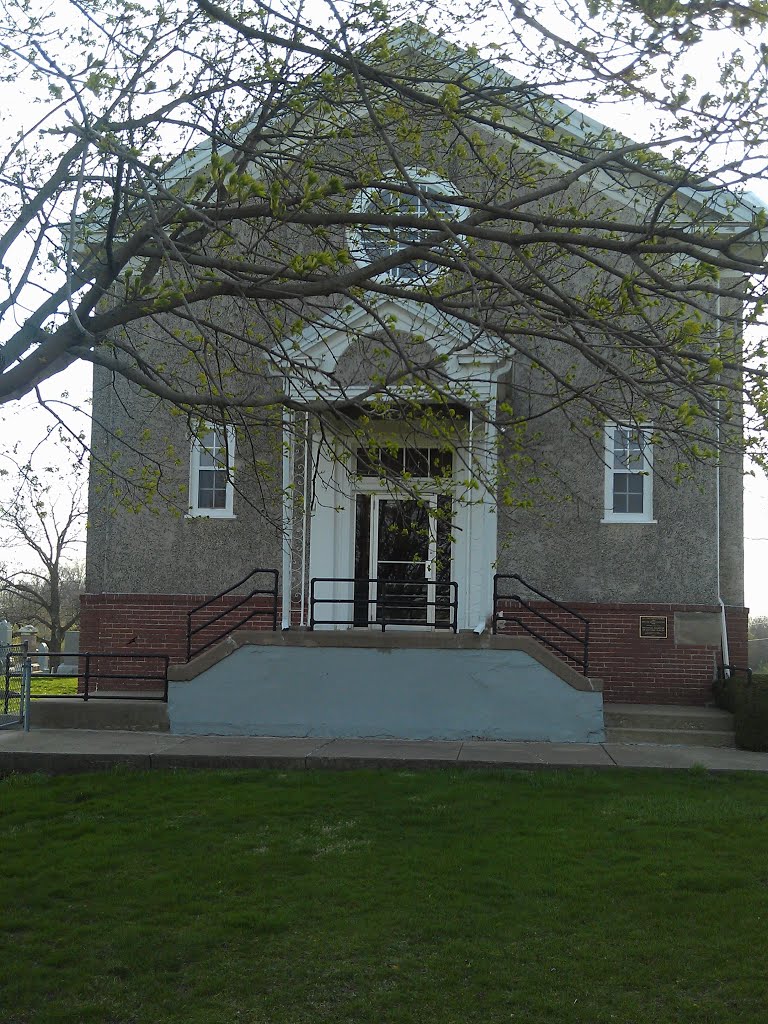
[376,499,429,624]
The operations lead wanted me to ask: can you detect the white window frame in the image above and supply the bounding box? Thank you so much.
[601,423,655,524]
[187,423,236,518]
[348,168,459,282]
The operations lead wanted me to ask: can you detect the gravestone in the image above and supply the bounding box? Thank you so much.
[18,625,37,653]
[56,630,80,675]
[0,619,11,671]
[37,641,50,672]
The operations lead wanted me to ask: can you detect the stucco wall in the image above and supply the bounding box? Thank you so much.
[86,363,282,596]
[495,397,725,605]
[87,362,739,609]
[83,130,744,612]
[168,642,604,742]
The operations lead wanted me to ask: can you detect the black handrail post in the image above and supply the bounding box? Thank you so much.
[583,621,590,677]
[186,611,192,661]
[309,579,316,631]
[83,653,90,701]
[163,655,170,701]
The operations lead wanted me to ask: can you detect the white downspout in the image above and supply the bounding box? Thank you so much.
[281,409,294,630]
[715,293,731,676]
[464,407,474,631]
[716,455,731,676]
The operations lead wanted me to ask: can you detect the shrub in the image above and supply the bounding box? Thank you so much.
[713,670,737,712]
[734,674,768,752]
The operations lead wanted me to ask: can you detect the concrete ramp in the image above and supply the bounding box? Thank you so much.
[168,631,603,743]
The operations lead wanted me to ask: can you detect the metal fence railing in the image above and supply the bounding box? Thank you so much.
[1,645,31,731]
[309,577,459,633]
[24,652,171,702]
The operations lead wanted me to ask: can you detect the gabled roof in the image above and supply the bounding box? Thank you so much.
[385,22,768,228]
[164,22,767,239]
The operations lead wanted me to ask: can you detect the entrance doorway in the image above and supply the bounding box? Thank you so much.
[353,487,453,628]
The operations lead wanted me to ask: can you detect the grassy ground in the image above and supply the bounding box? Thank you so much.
[2,768,768,1024]
[27,675,79,696]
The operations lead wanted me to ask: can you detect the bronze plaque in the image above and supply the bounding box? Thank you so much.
[639,615,668,639]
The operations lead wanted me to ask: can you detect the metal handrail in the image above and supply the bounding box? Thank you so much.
[186,568,279,659]
[25,651,170,702]
[718,663,753,679]
[492,573,590,675]
[81,652,170,701]
[310,577,459,633]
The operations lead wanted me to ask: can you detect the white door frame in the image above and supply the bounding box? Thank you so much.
[307,434,496,630]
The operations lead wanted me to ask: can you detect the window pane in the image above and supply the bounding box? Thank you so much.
[613,473,644,515]
[356,448,379,478]
[198,469,227,509]
[354,494,371,626]
[627,490,644,514]
[430,449,453,477]
[360,186,452,277]
[199,428,226,468]
[613,427,642,470]
[380,447,403,475]
[404,448,430,476]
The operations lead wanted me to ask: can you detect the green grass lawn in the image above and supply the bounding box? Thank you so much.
[28,675,79,696]
[2,768,768,1024]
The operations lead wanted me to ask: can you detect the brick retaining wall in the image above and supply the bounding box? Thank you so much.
[494,601,747,705]
[79,593,278,692]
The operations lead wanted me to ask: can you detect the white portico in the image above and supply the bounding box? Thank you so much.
[280,298,512,632]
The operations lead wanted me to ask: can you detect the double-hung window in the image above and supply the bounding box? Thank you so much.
[188,424,235,518]
[602,424,654,523]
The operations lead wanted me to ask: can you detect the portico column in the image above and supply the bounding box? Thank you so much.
[460,394,499,630]
[281,409,295,629]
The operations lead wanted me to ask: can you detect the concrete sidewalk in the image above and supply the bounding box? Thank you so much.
[2,728,768,774]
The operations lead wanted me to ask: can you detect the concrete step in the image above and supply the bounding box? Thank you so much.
[605,726,736,748]
[30,698,169,732]
[604,703,734,730]
[603,703,735,747]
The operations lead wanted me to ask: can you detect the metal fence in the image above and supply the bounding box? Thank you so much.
[309,577,459,632]
[186,568,280,660]
[1,644,31,731]
[27,651,171,701]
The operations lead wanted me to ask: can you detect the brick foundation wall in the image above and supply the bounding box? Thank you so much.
[494,601,748,705]
[79,593,278,692]
[80,592,748,704]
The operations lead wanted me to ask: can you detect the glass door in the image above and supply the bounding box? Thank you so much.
[353,492,453,628]
[371,496,435,626]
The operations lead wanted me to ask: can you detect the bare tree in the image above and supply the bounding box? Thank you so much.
[0,458,86,654]
[0,0,767,482]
